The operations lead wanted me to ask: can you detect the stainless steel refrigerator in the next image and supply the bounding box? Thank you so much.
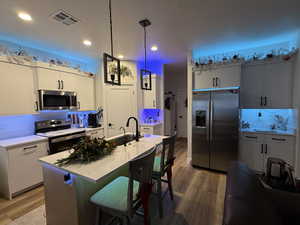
[192,89,239,172]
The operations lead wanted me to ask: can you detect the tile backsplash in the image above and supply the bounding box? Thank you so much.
[140,109,163,124]
[240,109,297,134]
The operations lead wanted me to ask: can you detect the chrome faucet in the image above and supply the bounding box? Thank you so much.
[120,126,126,136]
[120,126,127,146]
[126,117,139,142]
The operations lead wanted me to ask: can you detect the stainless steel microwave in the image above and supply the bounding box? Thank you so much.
[38,90,78,110]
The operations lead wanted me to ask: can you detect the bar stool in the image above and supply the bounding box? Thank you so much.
[90,146,157,225]
[152,135,176,218]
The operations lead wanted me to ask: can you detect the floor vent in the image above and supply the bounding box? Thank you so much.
[51,10,80,26]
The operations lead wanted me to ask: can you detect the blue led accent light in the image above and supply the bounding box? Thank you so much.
[193,86,240,92]
[192,32,298,60]
[137,60,166,75]
[140,109,163,124]
[0,33,98,73]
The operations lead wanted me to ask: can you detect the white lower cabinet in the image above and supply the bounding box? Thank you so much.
[239,132,295,173]
[0,141,48,199]
[86,128,104,139]
[141,124,162,135]
[239,133,264,172]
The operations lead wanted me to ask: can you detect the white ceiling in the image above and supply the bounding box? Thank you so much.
[0,0,300,63]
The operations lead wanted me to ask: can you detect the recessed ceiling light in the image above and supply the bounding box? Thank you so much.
[151,45,158,51]
[83,40,92,46]
[18,12,32,21]
[118,54,124,59]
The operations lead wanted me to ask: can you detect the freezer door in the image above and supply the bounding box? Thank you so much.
[210,90,239,171]
[192,92,210,168]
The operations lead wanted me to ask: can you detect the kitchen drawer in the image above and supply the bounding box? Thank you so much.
[86,129,104,139]
[264,134,295,167]
[240,133,263,142]
[141,126,154,135]
[8,142,48,194]
[264,134,295,144]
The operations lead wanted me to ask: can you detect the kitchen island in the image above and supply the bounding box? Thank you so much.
[39,134,165,225]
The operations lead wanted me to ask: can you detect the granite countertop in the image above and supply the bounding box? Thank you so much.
[0,135,48,149]
[240,129,296,136]
[39,134,166,182]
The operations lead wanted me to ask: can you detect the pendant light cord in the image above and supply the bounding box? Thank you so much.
[109,0,114,57]
[144,26,147,70]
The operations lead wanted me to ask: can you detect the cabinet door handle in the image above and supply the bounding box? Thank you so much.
[245,135,257,139]
[261,144,264,154]
[216,77,219,87]
[58,80,61,89]
[272,138,286,142]
[265,144,268,154]
[260,96,263,106]
[153,100,155,107]
[264,96,267,106]
[212,78,215,87]
[23,145,38,150]
[61,80,64,89]
[77,101,80,109]
[35,101,39,111]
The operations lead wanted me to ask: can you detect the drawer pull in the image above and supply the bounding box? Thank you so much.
[23,145,37,150]
[272,138,286,141]
[143,128,150,130]
[245,136,257,139]
[90,132,98,135]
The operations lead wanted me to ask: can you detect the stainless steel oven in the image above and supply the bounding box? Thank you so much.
[48,131,86,154]
[38,90,78,110]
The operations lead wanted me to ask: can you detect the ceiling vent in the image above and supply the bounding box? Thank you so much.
[50,10,80,26]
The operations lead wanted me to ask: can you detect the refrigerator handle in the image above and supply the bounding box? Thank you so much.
[210,97,213,143]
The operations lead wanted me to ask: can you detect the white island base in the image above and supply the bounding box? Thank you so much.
[40,135,165,225]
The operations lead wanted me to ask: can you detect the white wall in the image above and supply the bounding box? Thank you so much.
[187,53,193,163]
[164,62,188,138]
[292,31,300,177]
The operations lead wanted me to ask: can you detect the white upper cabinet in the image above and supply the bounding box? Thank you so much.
[37,67,61,91]
[194,70,214,89]
[240,61,293,108]
[143,75,161,109]
[215,65,241,88]
[75,76,95,111]
[194,64,241,90]
[0,61,37,115]
[37,65,96,111]
[59,72,79,92]
[37,68,78,92]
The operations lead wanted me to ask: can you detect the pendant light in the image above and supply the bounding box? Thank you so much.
[103,0,121,85]
[139,19,152,90]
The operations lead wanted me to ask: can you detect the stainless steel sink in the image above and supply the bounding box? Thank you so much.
[111,134,136,146]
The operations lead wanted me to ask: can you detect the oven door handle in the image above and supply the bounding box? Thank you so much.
[50,133,86,143]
